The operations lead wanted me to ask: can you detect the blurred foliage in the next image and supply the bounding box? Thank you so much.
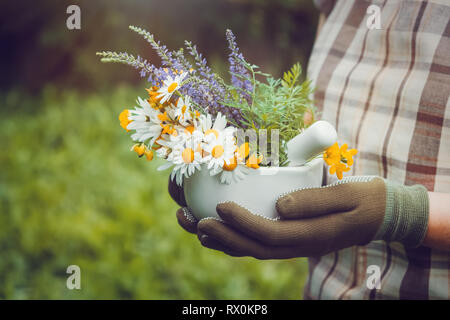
[0,0,318,94]
[0,87,309,299]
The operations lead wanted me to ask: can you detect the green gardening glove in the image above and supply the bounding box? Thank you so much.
[173,176,429,259]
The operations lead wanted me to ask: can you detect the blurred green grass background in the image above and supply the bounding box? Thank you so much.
[0,87,308,299]
[0,0,317,299]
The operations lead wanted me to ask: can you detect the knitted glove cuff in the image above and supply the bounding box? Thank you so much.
[374,180,429,247]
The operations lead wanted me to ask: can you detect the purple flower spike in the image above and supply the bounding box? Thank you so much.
[226,29,253,104]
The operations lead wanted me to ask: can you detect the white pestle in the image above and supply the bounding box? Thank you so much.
[286,120,337,166]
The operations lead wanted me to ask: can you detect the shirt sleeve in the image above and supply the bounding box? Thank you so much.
[313,0,336,16]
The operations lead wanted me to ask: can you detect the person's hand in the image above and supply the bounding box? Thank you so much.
[168,177,198,234]
[170,176,429,259]
[169,177,236,255]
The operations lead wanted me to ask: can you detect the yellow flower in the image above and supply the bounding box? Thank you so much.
[323,142,340,166]
[184,125,195,135]
[157,111,170,122]
[146,87,164,109]
[246,153,263,169]
[237,142,250,160]
[329,162,350,180]
[132,144,154,161]
[161,123,177,136]
[119,109,132,132]
[340,143,358,166]
[157,111,178,136]
[133,144,146,157]
[144,149,154,161]
[323,142,358,180]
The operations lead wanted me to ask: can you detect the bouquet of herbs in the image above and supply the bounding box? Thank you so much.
[97,26,355,185]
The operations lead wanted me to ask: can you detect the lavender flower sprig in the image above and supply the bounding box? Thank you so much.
[96,51,167,86]
[184,41,237,118]
[129,26,184,72]
[97,26,252,125]
[225,29,253,104]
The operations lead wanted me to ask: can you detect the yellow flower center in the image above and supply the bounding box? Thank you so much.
[182,148,195,163]
[211,145,224,159]
[223,157,237,171]
[205,129,219,139]
[168,82,178,93]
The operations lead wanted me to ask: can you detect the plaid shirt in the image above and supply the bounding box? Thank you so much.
[305,0,450,299]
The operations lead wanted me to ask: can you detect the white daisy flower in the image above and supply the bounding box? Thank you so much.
[158,126,204,153]
[173,96,193,126]
[170,145,203,186]
[158,128,205,184]
[220,163,250,185]
[164,102,180,120]
[218,142,252,184]
[196,112,228,138]
[157,72,188,104]
[200,113,236,175]
[203,131,236,175]
[155,146,170,159]
[156,145,174,172]
[155,107,181,137]
[127,97,162,145]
